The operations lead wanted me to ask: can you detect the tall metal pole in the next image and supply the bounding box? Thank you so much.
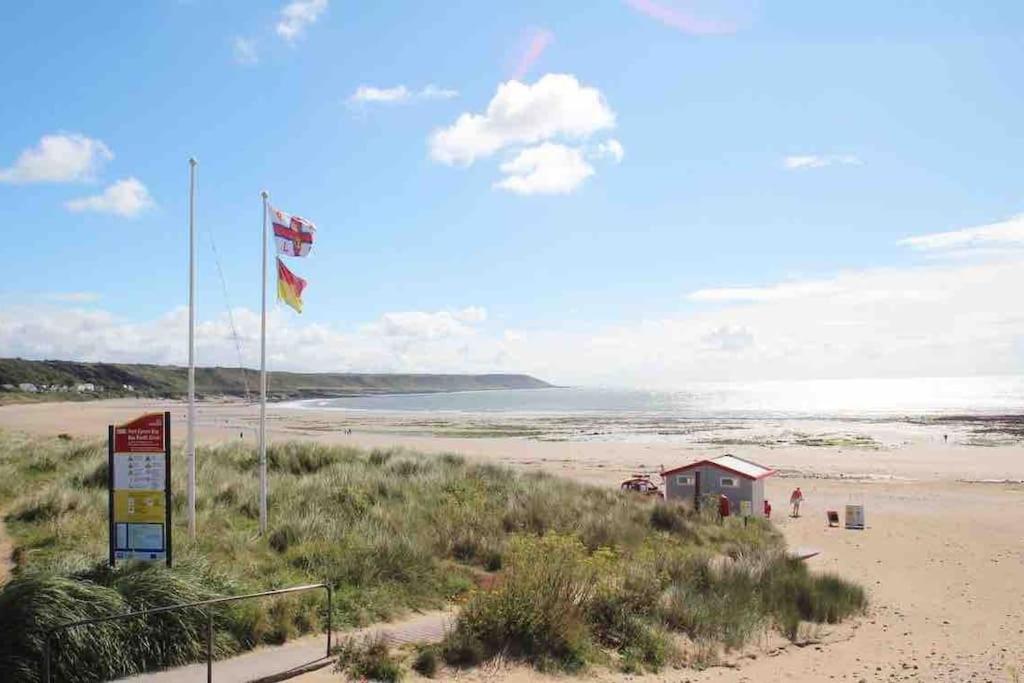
[259,190,269,534]
[187,157,198,540]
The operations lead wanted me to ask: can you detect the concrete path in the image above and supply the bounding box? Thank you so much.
[0,515,14,584]
[117,609,453,683]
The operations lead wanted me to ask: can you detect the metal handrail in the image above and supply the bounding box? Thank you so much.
[42,582,332,683]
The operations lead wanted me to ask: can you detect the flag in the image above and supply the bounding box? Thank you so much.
[270,205,316,257]
[276,257,306,313]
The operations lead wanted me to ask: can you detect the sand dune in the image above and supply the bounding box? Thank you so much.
[2,398,1022,681]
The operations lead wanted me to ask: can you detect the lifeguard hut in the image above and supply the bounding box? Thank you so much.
[661,454,775,516]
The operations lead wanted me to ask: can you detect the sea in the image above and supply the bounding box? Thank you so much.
[286,375,1024,421]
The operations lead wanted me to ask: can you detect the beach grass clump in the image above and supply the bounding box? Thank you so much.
[0,562,257,683]
[411,644,441,678]
[442,534,602,673]
[442,530,866,674]
[334,634,404,683]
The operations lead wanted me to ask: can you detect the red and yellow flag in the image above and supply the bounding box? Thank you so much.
[276,257,306,313]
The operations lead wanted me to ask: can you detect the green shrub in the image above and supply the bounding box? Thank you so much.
[334,635,404,682]
[760,558,866,638]
[411,644,440,678]
[649,501,692,534]
[618,623,673,674]
[443,534,604,672]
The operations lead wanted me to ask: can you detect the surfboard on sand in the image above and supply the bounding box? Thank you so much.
[788,546,822,561]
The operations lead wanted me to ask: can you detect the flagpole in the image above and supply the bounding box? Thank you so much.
[187,157,197,540]
[259,190,269,535]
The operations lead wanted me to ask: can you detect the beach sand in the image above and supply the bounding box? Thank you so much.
[2,398,1023,681]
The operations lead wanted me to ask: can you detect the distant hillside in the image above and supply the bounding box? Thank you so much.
[0,358,552,400]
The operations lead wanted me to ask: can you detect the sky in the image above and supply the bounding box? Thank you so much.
[1,1,1023,387]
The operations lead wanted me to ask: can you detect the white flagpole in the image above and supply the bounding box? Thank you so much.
[187,157,197,540]
[259,190,269,534]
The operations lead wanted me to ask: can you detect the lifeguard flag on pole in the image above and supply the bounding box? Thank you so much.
[270,206,316,257]
[276,257,306,313]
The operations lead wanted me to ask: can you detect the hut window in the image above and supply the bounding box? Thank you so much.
[720,477,738,487]
[676,475,693,486]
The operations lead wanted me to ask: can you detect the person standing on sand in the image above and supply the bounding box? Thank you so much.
[790,487,804,517]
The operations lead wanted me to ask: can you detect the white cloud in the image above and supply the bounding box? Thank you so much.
[689,280,843,303]
[349,84,458,106]
[351,85,411,104]
[592,138,625,164]
[65,178,154,218]
[429,73,615,166]
[899,214,1024,252]
[419,85,459,100]
[4,248,1024,385]
[276,0,327,42]
[369,307,487,340]
[46,292,100,303]
[0,133,112,184]
[454,306,488,323]
[9,214,1022,385]
[494,143,595,195]
[0,305,496,375]
[700,325,755,352]
[783,154,862,170]
[232,36,258,65]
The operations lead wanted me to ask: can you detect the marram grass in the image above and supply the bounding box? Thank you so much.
[0,431,864,681]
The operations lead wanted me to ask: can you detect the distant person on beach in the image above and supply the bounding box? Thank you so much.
[944,434,948,444]
[718,494,731,522]
[790,487,804,517]
[763,499,772,519]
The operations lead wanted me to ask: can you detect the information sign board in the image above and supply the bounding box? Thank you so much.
[109,412,172,565]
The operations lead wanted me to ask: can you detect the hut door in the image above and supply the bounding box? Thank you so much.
[694,470,701,511]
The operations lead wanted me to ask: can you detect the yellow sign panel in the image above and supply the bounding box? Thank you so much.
[113,490,165,524]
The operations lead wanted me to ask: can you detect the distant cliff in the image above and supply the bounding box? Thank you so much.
[0,358,553,400]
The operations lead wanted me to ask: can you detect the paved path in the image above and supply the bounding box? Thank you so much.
[117,609,453,683]
[0,515,14,584]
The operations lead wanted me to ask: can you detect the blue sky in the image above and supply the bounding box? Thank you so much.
[2,1,1023,385]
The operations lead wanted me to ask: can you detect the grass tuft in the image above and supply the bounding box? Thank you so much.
[334,634,404,682]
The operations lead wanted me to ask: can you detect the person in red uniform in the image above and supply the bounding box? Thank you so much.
[718,493,731,522]
[763,499,772,519]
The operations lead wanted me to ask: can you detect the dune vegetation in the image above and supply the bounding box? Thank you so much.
[0,430,864,682]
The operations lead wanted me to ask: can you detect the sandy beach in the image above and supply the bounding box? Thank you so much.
[2,398,1023,681]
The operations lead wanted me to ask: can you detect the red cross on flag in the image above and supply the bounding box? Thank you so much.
[270,205,316,257]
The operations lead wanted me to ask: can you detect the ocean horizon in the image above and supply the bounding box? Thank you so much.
[283,374,1024,420]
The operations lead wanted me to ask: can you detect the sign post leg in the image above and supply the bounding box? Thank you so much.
[108,425,115,568]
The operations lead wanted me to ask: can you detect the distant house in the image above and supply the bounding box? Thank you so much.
[662,454,775,517]
[18,383,39,393]
[76,383,96,393]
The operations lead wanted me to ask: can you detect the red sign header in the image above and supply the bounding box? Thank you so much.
[113,412,166,453]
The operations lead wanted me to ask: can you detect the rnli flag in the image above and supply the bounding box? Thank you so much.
[270,205,316,257]
[276,257,306,313]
